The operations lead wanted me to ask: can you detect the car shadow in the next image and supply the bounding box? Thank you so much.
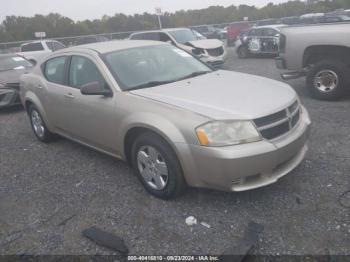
[0,105,24,115]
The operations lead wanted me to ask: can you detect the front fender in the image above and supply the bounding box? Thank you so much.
[116,111,202,186]
[117,112,188,158]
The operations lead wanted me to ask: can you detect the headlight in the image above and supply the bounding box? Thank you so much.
[196,120,261,147]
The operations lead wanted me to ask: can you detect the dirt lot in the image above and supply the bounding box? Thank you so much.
[1,48,350,257]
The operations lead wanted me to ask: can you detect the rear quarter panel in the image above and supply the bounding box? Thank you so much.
[20,70,54,131]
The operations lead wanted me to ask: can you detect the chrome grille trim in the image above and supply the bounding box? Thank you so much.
[253,100,301,140]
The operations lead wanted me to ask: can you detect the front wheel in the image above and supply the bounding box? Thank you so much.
[131,132,186,199]
[306,60,349,101]
[237,45,249,58]
[28,104,56,142]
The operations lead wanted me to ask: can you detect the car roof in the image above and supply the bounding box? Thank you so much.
[252,24,287,29]
[130,28,190,35]
[59,40,167,54]
[20,39,59,46]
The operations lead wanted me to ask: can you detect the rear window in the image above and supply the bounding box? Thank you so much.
[21,42,44,52]
[130,33,161,41]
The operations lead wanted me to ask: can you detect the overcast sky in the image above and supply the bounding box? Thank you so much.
[0,0,289,22]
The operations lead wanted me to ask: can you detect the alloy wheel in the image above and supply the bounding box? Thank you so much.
[137,146,169,190]
[31,110,45,138]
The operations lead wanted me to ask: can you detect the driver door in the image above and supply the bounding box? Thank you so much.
[60,55,118,153]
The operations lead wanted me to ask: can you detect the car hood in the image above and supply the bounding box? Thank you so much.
[187,39,224,49]
[0,68,30,87]
[130,70,297,120]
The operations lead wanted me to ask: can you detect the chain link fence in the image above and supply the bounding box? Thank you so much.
[0,22,233,54]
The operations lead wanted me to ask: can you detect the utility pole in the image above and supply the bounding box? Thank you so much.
[155,7,163,29]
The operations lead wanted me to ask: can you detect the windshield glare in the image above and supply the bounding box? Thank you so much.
[104,45,211,91]
[0,56,33,71]
[169,29,198,44]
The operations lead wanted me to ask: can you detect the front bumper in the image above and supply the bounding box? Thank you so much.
[177,107,311,192]
[0,88,21,108]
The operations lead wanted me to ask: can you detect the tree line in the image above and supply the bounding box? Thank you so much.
[0,0,349,43]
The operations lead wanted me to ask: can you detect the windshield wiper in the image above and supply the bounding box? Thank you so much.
[127,71,211,91]
[177,71,211,81]
[127,80,175,91]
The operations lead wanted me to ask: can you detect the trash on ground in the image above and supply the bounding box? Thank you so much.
[185,216,197,226]
[200,222,211,229]
[82,226,128,254]
[75,180,84,187]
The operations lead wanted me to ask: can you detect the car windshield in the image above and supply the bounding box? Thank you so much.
[104,45,212,91]
[168,29,198,44]
[0,55,33,72]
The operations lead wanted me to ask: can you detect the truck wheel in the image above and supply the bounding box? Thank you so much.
[306,60,348,101]
[131,132,186,199]
[237,46,249,58]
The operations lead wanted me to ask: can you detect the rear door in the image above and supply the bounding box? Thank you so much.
[42,55,71,128]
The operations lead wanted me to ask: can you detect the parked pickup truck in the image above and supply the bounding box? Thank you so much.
[19,40,65,64]
[276,22,350,100]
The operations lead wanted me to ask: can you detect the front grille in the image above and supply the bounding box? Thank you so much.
[253,100,301,140]
[207,47,224,57]
[254,109,286,127]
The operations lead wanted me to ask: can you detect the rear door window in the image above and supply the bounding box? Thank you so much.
[46,42,55,51]
[44,56,67,85]
[53,42,65,50]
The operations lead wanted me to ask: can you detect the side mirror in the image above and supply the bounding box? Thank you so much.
[80,81,113,97]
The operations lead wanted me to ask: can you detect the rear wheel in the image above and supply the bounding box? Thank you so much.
[306,60,349,101]
[131,132,186,199]
[28,104,56,142]
[237,45,249,58]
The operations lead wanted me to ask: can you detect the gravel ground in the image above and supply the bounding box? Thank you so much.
[1,47,350,257]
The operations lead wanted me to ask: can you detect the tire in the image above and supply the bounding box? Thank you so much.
[306,60,349,101]
[131,132,186,199]
[28,104,56,142]
[237,45,249,58]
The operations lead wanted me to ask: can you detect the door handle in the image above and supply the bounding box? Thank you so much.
[36,84,43,89]
[64,93,75,99]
